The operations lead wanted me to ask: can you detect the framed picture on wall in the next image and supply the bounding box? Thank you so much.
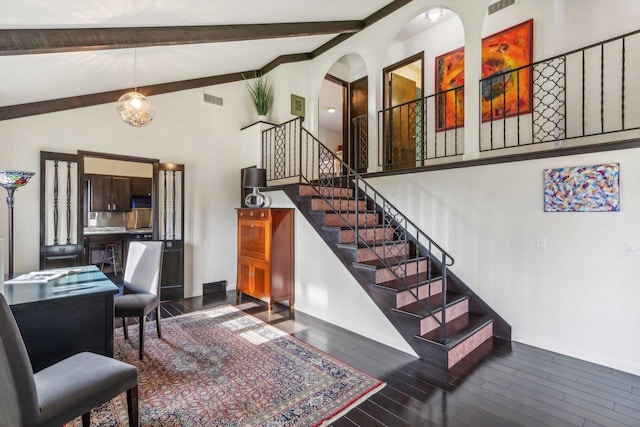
[434,19,534,130]
[291,94,305,117]
[435,46,465,131]
[481,19,533,122]
[543,163,620,212]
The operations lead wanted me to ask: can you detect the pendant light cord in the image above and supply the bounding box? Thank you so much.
[134,48,138,92]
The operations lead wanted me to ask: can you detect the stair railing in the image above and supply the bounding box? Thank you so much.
[263,117,456,343]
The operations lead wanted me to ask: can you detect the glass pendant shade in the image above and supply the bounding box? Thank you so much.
[117,91,153,127]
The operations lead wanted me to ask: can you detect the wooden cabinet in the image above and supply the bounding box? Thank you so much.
[130,177,152,196]
[236,208,294,310]
[89,175,131,212]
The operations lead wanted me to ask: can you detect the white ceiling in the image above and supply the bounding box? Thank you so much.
[0,0,396,107]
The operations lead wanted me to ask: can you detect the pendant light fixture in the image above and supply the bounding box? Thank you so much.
[117,49,154,127]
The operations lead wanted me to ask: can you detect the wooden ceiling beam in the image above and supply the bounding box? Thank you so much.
[0,0,414,120]
[0,21,362,55]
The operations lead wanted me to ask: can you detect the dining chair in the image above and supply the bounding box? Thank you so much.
[115,240,164,360]
[0,293,139,427]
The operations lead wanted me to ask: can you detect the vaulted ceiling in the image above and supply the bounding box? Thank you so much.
[0,0,413,120]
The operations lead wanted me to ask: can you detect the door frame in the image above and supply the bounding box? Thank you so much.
[382,52,425,110]
[382,52,424,169]
[78,150,159,239]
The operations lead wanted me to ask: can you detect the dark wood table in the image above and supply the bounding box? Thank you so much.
[2,265,119,372]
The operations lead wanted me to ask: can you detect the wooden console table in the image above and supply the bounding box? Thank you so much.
[236,208,295,311]
[3,265,118,372]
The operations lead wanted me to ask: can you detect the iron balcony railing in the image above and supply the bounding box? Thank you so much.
[481,28,640,150]
[375,29,640,160]
[377,87,465,170]
[263,117,456,343]
[351,114,369,173]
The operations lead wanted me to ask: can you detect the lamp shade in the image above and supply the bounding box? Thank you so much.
[243,168,266,188]
[0,170,35,190]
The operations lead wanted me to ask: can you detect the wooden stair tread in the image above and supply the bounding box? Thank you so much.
[372,273,442,292]
[336,240,405,249]
[353,256,428,269]
[418,313,493,348]
[391,291,467,317]
[314,210,378,215]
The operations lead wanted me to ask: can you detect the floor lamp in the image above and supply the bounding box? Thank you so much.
[0,170,35,275]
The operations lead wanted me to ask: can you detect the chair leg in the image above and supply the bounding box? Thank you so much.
[127,385,139,427]
[122,317,129,340]
[155,306,162,339]
[81,412,91,427]
[139,315,146,360]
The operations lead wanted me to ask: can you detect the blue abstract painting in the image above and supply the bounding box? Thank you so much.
[543,163,620,212]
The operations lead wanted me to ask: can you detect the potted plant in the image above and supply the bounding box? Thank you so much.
[244,72,274,121]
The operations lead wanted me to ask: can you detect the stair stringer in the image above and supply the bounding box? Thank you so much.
[282,184,511,370]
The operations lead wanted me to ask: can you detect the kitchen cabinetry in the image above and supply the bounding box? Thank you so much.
[236,208,294,310]
[130,177,152,196]
[89,175,131,212]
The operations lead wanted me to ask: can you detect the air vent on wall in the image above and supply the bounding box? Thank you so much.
[203,93,224,106]
[488,0,517,15]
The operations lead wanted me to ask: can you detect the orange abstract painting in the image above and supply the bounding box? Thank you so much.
[481,19,533,121]
[435,47,465,130]
[435,19,533,130]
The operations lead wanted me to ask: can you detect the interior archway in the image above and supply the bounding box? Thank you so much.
[318,53,369,173]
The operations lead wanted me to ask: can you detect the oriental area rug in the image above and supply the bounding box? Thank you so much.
[68,305,384,426]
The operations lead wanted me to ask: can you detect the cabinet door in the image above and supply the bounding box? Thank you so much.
[131,177,152,196]
[237,209,271,261]
[237,257,270,298]
[90,176,112,212]
[110,177,131,212]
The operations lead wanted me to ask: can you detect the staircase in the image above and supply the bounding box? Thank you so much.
[262,118,510,371]
[283,182,511,371]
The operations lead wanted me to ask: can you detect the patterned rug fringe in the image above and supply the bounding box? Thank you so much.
[319,382,386,426]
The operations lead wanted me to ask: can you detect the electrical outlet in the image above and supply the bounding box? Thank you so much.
[627,242,640,256]
[536,235,546,248]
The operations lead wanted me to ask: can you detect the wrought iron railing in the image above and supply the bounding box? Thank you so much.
[351,114,368,172]
[263,117,455,343]
[377,87,465,170]
[261,117,302,182]
[481,28,640,151]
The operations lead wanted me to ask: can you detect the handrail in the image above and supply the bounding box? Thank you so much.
[263,117,455,342]
[376,86,464,169]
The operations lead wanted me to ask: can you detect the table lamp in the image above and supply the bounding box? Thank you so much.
[0,170,35,275]
[243,168,269,208]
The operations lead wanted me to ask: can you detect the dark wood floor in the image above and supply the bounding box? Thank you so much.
[145,292,640,427]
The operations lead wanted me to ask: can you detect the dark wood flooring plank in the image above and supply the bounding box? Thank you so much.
[368,387,432,426]
[376,385,464,426]
[562,394,640,427]
[329,415,358,426]
[453,380,575,427]
[613,402,640,423]
[550,374,640,408]
[453,405,529,427]
[355,399,414,426]
[479,378,584,426]
[342,406,386,426]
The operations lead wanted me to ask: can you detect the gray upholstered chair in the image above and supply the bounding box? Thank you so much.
[115,240,164,360]
[0,293,138,427]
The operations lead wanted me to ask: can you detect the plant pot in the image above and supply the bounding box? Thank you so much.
[258,115,267,122]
